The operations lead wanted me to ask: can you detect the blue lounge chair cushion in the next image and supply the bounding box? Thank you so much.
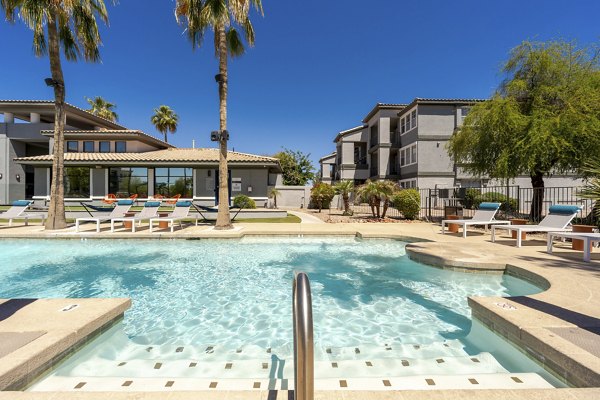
[478,202,500,210]
[145,201,161,208]
[12,200,31,207]
[176,201,192,207]
[117,199,134,206]
[548,205,581,215]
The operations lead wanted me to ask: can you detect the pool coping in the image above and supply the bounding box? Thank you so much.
[0,222,599,398]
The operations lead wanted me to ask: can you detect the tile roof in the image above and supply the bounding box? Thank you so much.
[362,103,408,123]
[14,148,280,165]
[397,98,487,117]
[40,129,174,148]
[334,125,366,142]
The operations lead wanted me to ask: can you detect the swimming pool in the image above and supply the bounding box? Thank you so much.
[0,238,557,390]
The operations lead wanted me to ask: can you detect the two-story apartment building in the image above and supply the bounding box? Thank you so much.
[1,100,281,205]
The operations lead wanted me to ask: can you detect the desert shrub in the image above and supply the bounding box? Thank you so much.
[474,192,517,213]
[310,183,335,212]
[392,188,421,220]
[233,195,256,209]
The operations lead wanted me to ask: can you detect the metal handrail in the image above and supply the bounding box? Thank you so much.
[293,272,314,400]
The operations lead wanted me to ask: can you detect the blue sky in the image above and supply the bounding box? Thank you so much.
[1,0,599,166]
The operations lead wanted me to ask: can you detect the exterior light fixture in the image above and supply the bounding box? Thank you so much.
[0,173,3,179]
[15,174,20,182]
[44,78,63,87]
[210,130,229,142]
[214,74,224,83]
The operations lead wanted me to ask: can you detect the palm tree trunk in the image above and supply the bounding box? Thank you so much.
[215,25,232,230]
[381,199,389,219]
[45,15,67,230]
[164,132,168,144]
[343,194,350,215]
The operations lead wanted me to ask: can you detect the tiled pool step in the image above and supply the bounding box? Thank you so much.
[82,340,470,363]
[41,353,507,380]
[29,373,554,391]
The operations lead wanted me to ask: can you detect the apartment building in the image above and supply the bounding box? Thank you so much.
[323,98,583,190]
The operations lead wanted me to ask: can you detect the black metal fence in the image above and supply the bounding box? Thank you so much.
[347,186,598,225]
[419,186,598,224]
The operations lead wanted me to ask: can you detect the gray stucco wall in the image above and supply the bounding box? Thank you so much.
[33,168,47,197]
[417,105,457,134]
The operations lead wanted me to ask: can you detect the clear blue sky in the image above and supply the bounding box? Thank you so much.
[1,0,599,167]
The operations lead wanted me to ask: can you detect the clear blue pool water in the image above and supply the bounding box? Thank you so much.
[0,237,540,350]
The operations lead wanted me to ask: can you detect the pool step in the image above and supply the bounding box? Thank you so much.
[46,353,506,379]
[29,372,554,392]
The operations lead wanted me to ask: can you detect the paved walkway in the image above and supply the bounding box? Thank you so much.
[286,210,326,224]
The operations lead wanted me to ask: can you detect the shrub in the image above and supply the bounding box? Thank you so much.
[460,188,481,209]
[310,183,335,212]
[474,192,517,213]
[392,188,421,220]
[233,195,256,209]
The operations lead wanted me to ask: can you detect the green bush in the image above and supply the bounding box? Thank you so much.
[460,188,481,209]
[474,192,517,213]
[310,183,335,212]
[233,195,256,209]
[392,189,421,220]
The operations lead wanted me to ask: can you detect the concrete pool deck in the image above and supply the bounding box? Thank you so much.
[0,221,599,399]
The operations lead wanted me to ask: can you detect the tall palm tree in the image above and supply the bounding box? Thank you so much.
[175,0,263,230]
[151,105,179,143]
[334,180,354,216]
[86,96,118,122]
[1,0,112,230]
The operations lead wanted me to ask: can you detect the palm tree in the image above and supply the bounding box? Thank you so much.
[334,180,354,216]
[86,96,118,122]
[151,105,179,143]
[356,180,399,218]
[175,0,263,230]
[578,162,600,219]
[2,0,112,230]
[268,187,280,209]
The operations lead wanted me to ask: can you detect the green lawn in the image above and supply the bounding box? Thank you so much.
[233,214,301,223]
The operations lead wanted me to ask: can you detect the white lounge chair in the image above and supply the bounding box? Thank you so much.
[149,201,193,232]
[547,232,600,262]
[441,202,510,238]
[75,199,134,232]
[0,200,46,226]
[111,201,161,232]
[491,205,582,247]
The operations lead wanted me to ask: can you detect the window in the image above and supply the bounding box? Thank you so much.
[411,110,417,129]
[109,167,148,198]
[99,141,110,153]
[461,107,470,118]
[66,141,78,152]
[155,168,193,198]
[400,143,417,167]
[400,118,405,134]
[64,167,90,198]
[83,141,94,152]
[115,141,127,153]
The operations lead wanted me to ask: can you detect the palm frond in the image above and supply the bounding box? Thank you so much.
[226,27,245,57]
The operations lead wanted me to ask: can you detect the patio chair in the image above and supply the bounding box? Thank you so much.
[547,232,600,262]
[149,201,194,233]
[0,200,46,226]
[441,202,510,238]
[491,204,582,247]
[110,201,161,232]
[75,199,134,232]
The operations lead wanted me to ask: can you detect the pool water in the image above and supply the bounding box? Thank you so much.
[0,237,539,353]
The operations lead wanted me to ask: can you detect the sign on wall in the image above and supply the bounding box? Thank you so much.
[232,177,242,192]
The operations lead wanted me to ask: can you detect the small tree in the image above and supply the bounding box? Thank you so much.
[86,96,118,122]
[334,180,354,216]
[310,183,335,212]
[268,187,280,209]
[233,195,256,209]
[448,40,600,222]
[274,148,315,186]
[392,189,421,220]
